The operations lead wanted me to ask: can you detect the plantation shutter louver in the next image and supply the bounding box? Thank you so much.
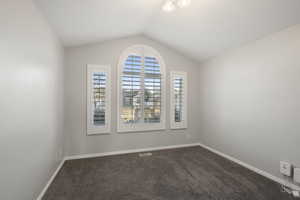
[174,77,183,122]
[87,65,111,135]
[170,71,187,129]
[144,56,161,123]
[93,72,106,125]
[121,55,143,123]
[118,45,166,132]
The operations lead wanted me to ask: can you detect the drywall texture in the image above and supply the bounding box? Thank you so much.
[0,0,64,199]
[64,35,201,156]
[199,24,300,185]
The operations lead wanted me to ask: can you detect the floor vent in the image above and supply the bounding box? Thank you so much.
[139,152,153,157]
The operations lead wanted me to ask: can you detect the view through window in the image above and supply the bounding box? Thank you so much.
[174,77,183,122]
[121,55,162,124]
[93,72,106,125]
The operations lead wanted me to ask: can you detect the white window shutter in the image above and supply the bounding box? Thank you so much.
[170,71,187,129]
[87,64,111,135]
[117,45,166,132]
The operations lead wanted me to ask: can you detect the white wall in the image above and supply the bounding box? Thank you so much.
[64,35,201,156]
[0,0,64,199]
[199,24,300,184]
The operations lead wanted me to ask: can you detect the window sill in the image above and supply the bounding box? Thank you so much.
[117,126,166,133]
[87,129,110,136]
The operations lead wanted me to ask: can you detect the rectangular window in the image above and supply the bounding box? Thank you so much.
[170,71,187,129]
[87,65,111,135]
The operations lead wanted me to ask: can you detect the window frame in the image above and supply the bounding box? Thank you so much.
[170,71,188,129]
[117,45,166,133]
[87,64,111,135]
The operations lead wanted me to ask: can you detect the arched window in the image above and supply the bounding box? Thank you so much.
[117,45,166,132]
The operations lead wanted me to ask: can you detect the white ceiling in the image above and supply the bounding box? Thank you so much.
[35,0,300,62]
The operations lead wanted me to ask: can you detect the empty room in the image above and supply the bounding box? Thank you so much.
[1,0,300,199]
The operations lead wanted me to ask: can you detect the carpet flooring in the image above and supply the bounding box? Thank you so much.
[43,146,294,200]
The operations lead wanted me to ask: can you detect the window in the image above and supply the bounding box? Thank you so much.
[87,65,111,135]
[170,71,187,129]
[117,45,166,132]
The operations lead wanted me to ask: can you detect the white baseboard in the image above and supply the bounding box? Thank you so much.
[198,143,300,191]
[65,143,200,161]
[36,159,65,200]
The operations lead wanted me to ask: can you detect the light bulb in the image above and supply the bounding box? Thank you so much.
[162,0,176,12]
[177,0,191,8]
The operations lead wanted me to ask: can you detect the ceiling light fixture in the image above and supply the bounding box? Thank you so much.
[162,0,191,12]
[162,0,176,12]
[177,0,191,8]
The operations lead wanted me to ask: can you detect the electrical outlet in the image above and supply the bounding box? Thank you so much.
[294,168,300,184]
[292,191,300,198]
[56,148,63,161]
[280,161,292,176]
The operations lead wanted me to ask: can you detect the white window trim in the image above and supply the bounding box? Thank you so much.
[87,64,111,135]
[170,71,188,129]
[117,45,166,133]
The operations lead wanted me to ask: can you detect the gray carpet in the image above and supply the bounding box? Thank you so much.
[43,146,293,200]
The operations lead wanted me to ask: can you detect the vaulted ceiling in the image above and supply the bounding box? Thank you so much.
[35,0,300,62]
